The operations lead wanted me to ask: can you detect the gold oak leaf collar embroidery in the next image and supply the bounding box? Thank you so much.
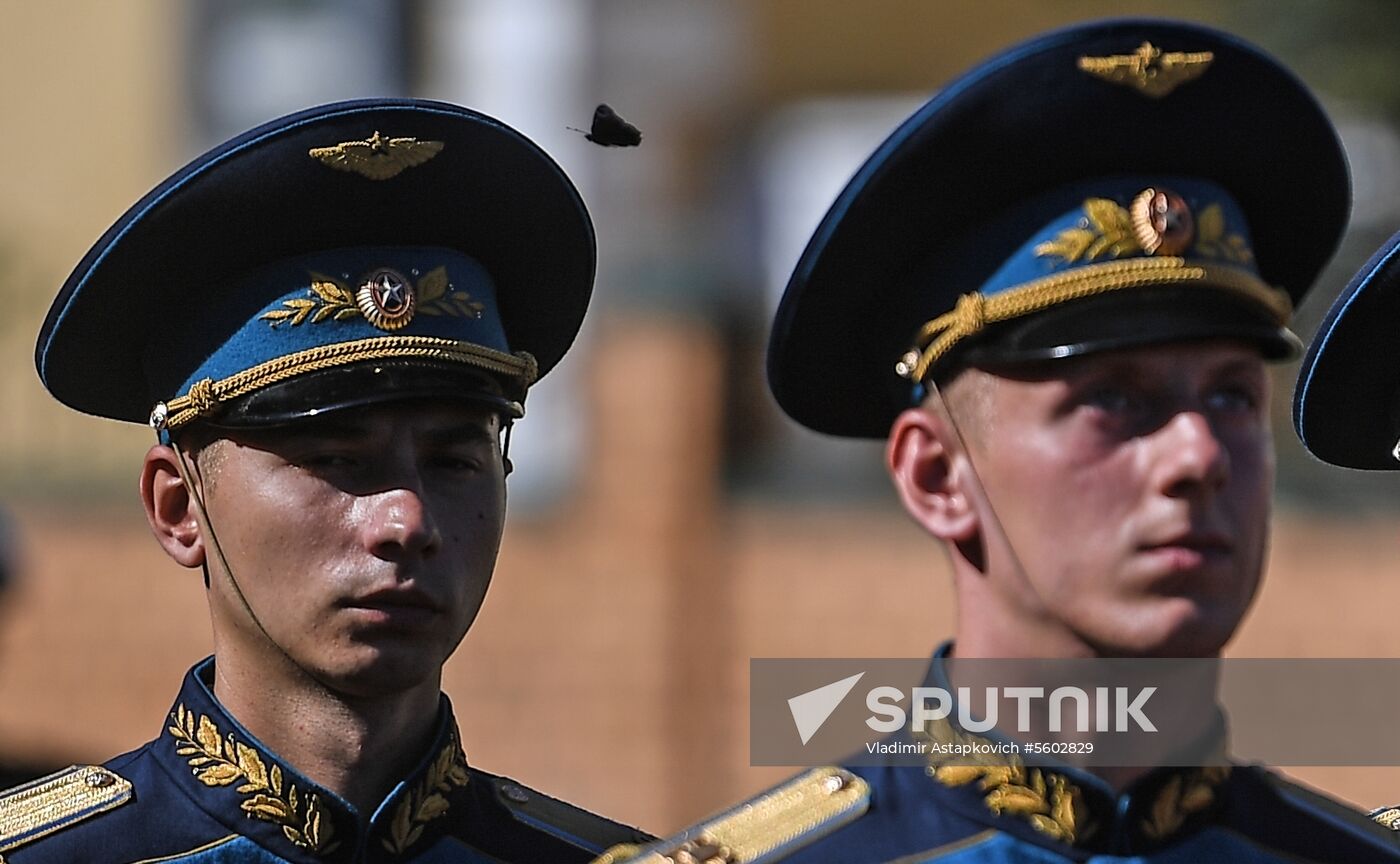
[168,704,472,858]
[918,718,1093,845]
[918,716,1231,847]
[168,704,339,855]
[382,734,471,855]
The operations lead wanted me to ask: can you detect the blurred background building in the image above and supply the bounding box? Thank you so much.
[3,0,1400,834]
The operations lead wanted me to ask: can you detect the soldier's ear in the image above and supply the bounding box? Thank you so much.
[886,407,979,543]
[140,445,207,569]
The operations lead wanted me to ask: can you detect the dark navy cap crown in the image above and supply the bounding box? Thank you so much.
[768,19,1349,438]
[36,98,593,433]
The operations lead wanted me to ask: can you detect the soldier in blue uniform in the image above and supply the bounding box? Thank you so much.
[602,18,1400,864]
[2,99,652,862]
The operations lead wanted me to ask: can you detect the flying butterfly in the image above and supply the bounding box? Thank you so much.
[575,104,642,148]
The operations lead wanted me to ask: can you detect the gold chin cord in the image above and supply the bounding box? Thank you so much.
[165,434,288,654]
[153,396,292,667]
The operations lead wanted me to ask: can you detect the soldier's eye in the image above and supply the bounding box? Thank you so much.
[1206,384,1260,414]
[297,452,359,469]
[436,457,477,471]
[431,450,487,473]
[1081,386,1137,414]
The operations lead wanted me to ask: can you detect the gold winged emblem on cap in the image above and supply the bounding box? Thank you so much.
[308,131,444,180]
[1077,42,1213,98]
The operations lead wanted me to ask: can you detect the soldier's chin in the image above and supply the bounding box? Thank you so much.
[313,644,447,698]
[1086,599,1244,659]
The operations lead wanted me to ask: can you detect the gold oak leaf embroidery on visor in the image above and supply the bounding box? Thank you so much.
[168,705,339,855]
[1034,198,1140,264]
[414,266,487,318]
[308,131,444,180]
[1193,204,1253,264]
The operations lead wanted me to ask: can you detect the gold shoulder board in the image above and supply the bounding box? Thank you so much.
[0,765,133,853]
[1371,805,1400,831]
[593,767,870,864]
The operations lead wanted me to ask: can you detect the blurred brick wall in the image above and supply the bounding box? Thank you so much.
[3,317,1400,835]
[0,0,184,495]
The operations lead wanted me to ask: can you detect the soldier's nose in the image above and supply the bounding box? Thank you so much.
[363,487,442,562]
[1156,410,1229,498]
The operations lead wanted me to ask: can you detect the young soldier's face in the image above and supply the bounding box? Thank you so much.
[196,400,506,695]
[946,340,1273,657]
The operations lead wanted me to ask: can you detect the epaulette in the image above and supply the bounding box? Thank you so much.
[0,765,133,855]
[592,767,870,864]
[473,768,653,853]
[1370,805,1400,832]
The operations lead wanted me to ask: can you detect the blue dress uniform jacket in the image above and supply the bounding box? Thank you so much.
[772,759,1400,863]
[0,659,651,863]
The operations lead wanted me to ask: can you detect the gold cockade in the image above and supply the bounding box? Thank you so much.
[168,705,339,855]
[1077,42,1214,98]
[308,131,445,180]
